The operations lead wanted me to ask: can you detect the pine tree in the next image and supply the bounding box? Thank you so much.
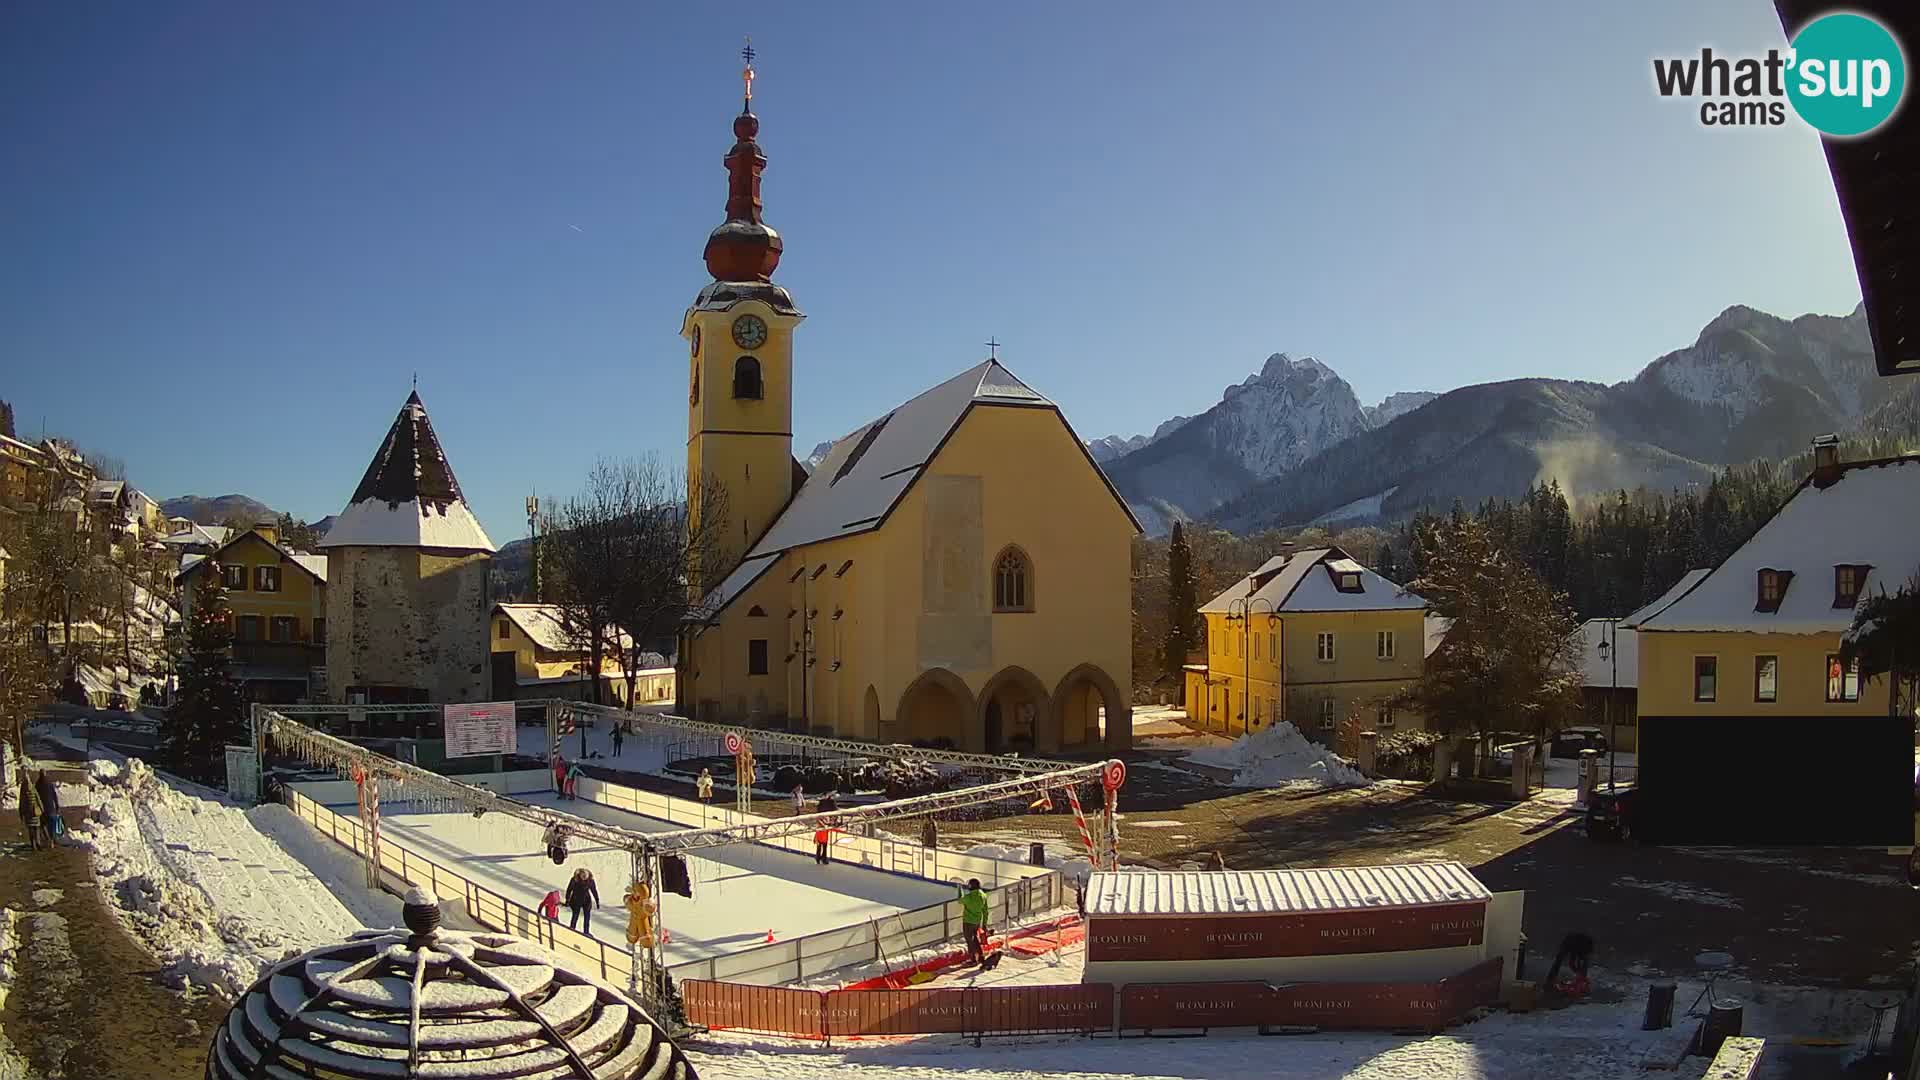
[167,561,245,781]
[1162,523,1197,681]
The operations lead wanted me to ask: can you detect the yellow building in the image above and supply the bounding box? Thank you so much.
[177,522,328,702]
[1629,443,1915,721]
[489,603,674,707]
[676,66,1139,753]
[1183,547,1436,741]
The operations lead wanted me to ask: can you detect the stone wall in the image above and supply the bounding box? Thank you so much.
[324,547,491,703]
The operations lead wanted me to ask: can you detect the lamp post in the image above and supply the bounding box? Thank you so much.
[1596,620,1618,792]
[1226,596,1276,739]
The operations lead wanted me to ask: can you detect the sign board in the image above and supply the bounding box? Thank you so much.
[1087,900,1487,963]
[443,701,516,758]
[225,745,260,804]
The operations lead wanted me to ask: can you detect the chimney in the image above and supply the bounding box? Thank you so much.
[251,520,279,546]
[1811,434,1841,489]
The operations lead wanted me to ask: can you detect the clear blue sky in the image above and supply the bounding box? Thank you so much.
[0,1,1866,542]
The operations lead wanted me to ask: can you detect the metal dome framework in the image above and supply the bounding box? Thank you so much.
[206,924,693,1080]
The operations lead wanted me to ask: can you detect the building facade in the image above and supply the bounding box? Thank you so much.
[1184,548,1436,741]
[320,392,495,708]
[675,65,1138,753]
[178,522,328,703]
[490,603,674,706]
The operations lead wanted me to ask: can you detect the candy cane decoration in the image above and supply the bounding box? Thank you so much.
[1101,783,1120,871]
[1064,785,1097,864]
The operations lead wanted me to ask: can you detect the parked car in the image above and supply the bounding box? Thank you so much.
[1551,727,1608,759]
[105,692,130,712]
[1586,784,1638,842]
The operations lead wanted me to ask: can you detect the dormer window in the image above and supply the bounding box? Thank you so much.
[1325,557,1366,594]
[1755,569,1793,613]
[1338,573,1361,592]
[1833,564,1870,609]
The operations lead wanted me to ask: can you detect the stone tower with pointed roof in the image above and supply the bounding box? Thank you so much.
[320,391,496,707]
[676,54,1140,752]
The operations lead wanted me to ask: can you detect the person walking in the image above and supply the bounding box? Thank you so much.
[696,768,714,804]
[791,785,805,815]
[18,771,44,852]
[1211,851,1228,872]
[539,889,562,923]
[958,878,989,966]
[565,868,601,935]
[35,772,62,844]
[920,817,939,849]
[611,723,624,758]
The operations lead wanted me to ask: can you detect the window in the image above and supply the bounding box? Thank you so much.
[747,605,767,617]
[269,616,296,643]
[1376,630,1395,660]
[1318,697,1336,729]
[1754,656,1778,703]
[1338,572,1362,592]
[497,619,511,640]
[748,639,769,676]
[1755,568,1792,613]
[1834,564,1869,609]
[732,356,763,399]
[993,547,1032,612]
[237,615,262,642]
[255,565,281,592]
[1826,654,1860,703]
[222,563,247,590]
[1268,631,1277,660]
[1693,656,1717,702]
[1316,631,1335,662]
[1252,635,1261,661]
[1375,704,1396,728]
[314,618,327,645]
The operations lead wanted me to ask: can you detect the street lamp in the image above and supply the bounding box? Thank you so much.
[1226,595,1276,739]
[1596,620,1619,792]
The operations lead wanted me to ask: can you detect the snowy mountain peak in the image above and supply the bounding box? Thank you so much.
[1363,391,1439,428]
[1087,415,1194,463]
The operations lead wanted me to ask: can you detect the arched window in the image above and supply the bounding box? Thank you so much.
[732,356,763,400]
[993,547,1033,612]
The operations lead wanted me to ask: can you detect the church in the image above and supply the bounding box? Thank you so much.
[675,54,1138,754]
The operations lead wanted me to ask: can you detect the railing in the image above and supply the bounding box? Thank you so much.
[283,775,1065,990]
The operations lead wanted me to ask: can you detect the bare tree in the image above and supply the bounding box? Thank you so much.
[542,457,731,707]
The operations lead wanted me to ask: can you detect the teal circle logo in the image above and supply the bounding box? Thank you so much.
[1786,12,1906,137]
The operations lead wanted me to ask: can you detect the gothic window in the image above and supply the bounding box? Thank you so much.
[993,547,1033,612]
[732,356,763,400]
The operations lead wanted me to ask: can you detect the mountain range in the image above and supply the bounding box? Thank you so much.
[1098,303,1890,535]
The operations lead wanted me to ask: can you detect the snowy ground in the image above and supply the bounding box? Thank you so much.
[359,791,953,965]
[1163,723,1371,789]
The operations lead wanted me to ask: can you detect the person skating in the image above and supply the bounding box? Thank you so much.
[565,868,601,935]
[814,823,833,865]
[696,768,714,804]
[543,821,570,865]
[539,889,562,923]
[564,763,584,800]
[958,878,989,966]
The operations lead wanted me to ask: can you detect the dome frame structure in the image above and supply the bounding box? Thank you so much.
[206,903,693,1080]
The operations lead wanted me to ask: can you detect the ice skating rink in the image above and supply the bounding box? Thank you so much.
[339,791,954,966]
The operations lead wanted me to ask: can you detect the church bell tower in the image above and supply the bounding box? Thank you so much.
[683,41,804,577]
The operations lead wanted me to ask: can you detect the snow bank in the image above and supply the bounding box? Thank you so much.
[1181,723,1370,789]
[70,757,373,997]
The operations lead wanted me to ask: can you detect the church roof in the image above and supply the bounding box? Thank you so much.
[697,359,1139,616]
[318,391,495,552]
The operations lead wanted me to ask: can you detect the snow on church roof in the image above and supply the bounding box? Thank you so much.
[1199,547,1426,614]
[318,392,495,552]
[1634,455,1920,634]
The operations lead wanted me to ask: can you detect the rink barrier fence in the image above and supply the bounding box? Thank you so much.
[283,778,1065,989]
[681,958,1505,1040]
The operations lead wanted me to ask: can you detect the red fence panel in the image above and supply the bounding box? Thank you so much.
[825,985,1115,1037]
[685,980,825,1038]
[1118,982,1276,1030]
[1440,957,1505,1019]
[1269,978,1451,1031]
[1088,901,1488,962]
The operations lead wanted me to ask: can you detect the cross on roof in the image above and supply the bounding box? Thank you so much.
[986,338,1001,360]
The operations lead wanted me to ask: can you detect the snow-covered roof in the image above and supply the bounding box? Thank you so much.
[1424,615,1452,658]
[1635,456,1920,634]
[175,529,328,584]
[89,479,125,501]
[699,358,1138,615]
[1086,861,1489,917]
[1620,568,1711,628]
[1200,547,1426,614]
[494,604,637,654]
[1572,619,1637,689]
[318,392,495,553]
[160,523,231,547]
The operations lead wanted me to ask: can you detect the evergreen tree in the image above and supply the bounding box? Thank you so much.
[167,561,245,781]
[1162,523,1197,680]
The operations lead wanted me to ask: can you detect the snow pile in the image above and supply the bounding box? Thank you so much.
[1181,723,1369,789]
[0,907,17,993]
[71,757,371,997]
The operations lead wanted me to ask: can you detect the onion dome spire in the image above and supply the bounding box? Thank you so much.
[704,38,783,282]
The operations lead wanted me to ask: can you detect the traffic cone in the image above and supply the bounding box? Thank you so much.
[766,928,776,944]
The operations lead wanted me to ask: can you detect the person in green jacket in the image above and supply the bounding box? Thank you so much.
[958,878,988,965]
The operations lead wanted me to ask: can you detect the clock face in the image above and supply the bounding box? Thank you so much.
[731,314,768,350]
[690,325,702,357]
